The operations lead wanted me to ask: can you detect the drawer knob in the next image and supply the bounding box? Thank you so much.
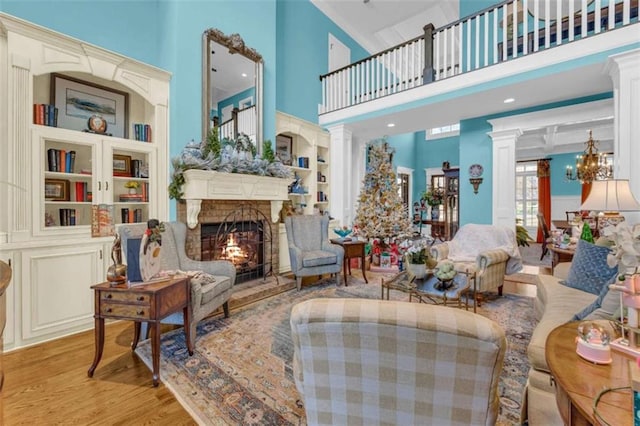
[106,294,112,299]
[137,296,144,301]
[136,310,144,316]
[106,308,112,313]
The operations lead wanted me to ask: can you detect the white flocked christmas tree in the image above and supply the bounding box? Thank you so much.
[354,139,412,242]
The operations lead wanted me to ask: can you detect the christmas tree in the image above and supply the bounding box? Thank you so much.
[354,139,413,241]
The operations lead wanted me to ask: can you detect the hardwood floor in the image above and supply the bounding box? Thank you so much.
[4,321,195,425]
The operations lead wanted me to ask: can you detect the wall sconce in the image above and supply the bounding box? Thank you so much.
[469,178,483,194]
[468,163,483,194]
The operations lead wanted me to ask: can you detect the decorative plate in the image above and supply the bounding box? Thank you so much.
[469,163,484,178]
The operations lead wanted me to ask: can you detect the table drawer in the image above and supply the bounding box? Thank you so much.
[100,303,150,319]
[101,291,150,305]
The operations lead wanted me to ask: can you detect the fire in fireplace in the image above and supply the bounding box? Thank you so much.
[200,205,275,284]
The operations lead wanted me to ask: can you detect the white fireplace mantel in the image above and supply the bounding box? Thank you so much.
[182,169,292,228]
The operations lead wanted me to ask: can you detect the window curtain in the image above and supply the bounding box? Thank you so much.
[537,159,551,243]
[581,182,592,204]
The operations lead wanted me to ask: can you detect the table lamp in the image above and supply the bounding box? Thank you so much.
[580,179,640,234]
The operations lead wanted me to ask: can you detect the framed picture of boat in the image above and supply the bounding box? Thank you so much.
[51,73,129,138]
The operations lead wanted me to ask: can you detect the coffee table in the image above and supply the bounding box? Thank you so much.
[381,270,476,312]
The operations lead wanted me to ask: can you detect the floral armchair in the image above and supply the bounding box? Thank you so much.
[430,224,522,299]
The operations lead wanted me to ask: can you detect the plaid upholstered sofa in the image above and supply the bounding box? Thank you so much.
[290,298,506,425]
[430,224,522,298]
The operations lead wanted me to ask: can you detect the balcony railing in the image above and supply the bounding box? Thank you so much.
[319,0,638,115]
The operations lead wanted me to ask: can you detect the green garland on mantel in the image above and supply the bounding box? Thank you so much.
[168,129,291,200]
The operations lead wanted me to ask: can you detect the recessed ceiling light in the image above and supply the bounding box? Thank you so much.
[241,73,247,77]
[504,98,515,104]
[387,123,395,128]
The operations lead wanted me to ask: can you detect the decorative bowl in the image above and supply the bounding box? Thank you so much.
[333,228,352,239]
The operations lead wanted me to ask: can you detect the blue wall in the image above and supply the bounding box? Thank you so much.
[550,152,583,196]
[276,0,370,124]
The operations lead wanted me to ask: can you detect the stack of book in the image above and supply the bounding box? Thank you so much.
[47,149,76,173]
[33,104,58,127]
[58,208,77,226]
[119,193,145,202]
[132,123,152,142]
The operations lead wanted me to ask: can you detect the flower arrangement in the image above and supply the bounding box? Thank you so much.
[603,222,640,277]
[405,245,428,264]
[422,186,445,206]
[124,181,140,189]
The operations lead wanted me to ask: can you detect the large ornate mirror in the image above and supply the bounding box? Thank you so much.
[202,28,263,149]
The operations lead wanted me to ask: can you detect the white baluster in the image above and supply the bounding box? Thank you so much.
[493,10,499,63]
[485,12,489,65]
[533,0,539,51]
[475,15,480,69]
[522,0,528,54]
[545,0,551,48]
[569,0,575,41]
[502,4,509,59]
[608,0,615,30]
[581,0,588,38]
[512,2,518,57]
[556,0,562,45]
[623,0,631,25]
[595,0,601,35]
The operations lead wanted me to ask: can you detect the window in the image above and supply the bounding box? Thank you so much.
[426,123,460,140]
[516,162,538,234]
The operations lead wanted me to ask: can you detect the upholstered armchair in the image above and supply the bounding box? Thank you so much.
[119,221,236,347]
[430,223,522,298]
[284,215,344,291]
[290,298,506,425]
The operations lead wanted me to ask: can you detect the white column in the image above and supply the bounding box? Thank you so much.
[327,124,353,226]
[606,48,640,224]
[487,128,522,228]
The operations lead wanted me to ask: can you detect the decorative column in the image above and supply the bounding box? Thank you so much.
[487,128,522,228]
[606,48,640,224]
[327,124,353,226]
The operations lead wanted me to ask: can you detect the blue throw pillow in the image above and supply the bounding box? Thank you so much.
[561,239,618,295]
[126,237,142,282]
[572,274,618,321]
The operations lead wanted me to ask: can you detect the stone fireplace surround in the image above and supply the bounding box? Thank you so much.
[178,199,280,275]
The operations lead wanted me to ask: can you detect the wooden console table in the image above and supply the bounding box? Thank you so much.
[330,238,368,285]
[546,322,632,425]
[88,276,193,387]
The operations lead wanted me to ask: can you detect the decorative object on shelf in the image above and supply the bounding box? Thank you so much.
[124,180,139,194]
[87,114,108,134]
[113,154,132,177]
[575,321,612,364]
[469,177,483,194]
[106,233,127,286]
[44,178,70,201]
[51,73,128,138]
[333,226,352,239]
[139,219,165,282]
[275,134,293,165]
[468,163,483,178]
[565,130,613,183]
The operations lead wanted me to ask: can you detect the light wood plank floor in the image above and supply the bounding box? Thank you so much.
[3,269,543,424]
[4,321,195,425]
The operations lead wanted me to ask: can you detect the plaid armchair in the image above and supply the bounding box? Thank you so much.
[290,298,506,426]
[430,224,522,297]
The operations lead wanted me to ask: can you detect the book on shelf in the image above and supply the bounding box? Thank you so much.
[91,204,115,237]
[33,104,58,127]
[133,123,152,142]
[46,149,75,173]
[120,207,143,223]
[75,181,89,202]
[119,194,144,202]
[57,208,77,226]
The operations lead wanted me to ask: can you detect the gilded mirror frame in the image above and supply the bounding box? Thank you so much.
[202,28,263,149]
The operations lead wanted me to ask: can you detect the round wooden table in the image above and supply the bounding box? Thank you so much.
[545,322,633,425]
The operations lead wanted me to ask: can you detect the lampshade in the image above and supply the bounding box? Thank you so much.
[580,180,640,212]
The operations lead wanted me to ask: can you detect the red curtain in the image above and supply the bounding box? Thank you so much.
[581,182,592,204]
[537,159,551,243]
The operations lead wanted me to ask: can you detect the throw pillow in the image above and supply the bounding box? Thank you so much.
[126,237,143,282]
[561,239,618,295]
[572,274,618,321]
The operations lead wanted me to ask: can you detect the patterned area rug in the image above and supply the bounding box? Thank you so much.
[135,277,535,425]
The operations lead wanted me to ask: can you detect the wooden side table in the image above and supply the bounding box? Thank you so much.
[546,322,632,425]
[330,238,368,285]
[88,276,193,387]
[547,244,575,271]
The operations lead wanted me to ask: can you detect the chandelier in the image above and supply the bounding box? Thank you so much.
[565,130,613,184]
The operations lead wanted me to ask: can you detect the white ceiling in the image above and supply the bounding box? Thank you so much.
[312,0,459,54]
